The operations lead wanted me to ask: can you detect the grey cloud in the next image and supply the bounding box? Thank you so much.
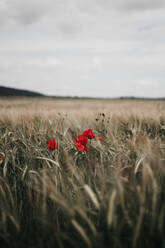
[92,0,165,11]
[75,0,165,13]
[1,0,165,28]
[117,0,165,11]
[0,0,56,26]
[0,0,84,39]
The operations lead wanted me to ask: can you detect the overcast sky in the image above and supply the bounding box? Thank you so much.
[0,0,165,97]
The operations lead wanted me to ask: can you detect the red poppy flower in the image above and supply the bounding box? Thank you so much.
[83,129,95,139]
[97,136,103,140]
[83,145,89,152]
[78,135,88,145]
[74,138,89,152]
[48,140,58,150]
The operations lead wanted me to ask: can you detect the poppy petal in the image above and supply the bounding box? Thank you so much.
[74,138,89,152]
[78,135,88,145]
[83,129,95,139]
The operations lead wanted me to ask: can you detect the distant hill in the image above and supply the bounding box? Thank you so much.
[0,86,164,100]
[0,86,44,97]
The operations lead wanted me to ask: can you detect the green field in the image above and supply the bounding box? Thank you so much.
[0,98,165,248]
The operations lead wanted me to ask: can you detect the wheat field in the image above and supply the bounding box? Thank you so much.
[0,97,165,248]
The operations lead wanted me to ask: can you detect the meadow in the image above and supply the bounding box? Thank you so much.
[0,97,165,248]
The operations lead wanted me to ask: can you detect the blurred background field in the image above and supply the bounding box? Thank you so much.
[0,97,165,120]
[0,97,165,248]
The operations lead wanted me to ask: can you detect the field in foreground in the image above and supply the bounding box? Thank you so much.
[0,98,165,248]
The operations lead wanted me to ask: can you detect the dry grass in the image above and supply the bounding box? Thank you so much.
[0,97,165,248]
